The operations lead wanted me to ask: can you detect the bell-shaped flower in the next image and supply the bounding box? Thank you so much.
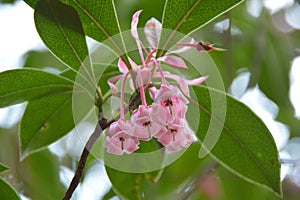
[104,119,139,155]
[155,117,194,152]
[154,84,189,104]
[130,105,162,140]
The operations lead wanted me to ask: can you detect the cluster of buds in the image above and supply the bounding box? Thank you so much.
[104,10,214,155]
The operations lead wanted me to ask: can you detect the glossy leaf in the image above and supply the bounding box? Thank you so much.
[19,91,75,159]
[216,166,281,200]
[20,150,65,200]
[193,85,281,196]
[158,0,244,54]
[64,0,124,51]
[34,0,89,71]
[23,50,67,72]
[23,0,37,8]
[60,65,121,96]
[0,163,9,174]
[0,68,73,108]
[0,179,19,200]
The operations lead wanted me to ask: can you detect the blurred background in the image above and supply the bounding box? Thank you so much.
[0,0,300,199]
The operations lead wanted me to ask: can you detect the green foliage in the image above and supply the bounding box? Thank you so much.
[0,68,73,108]
[158,0,244,54]
[0,179,19,200]
[64,0,124,52]
[193,85,281,195]
[23,50,67,71]
[20,150,65,200]
[217,167,281,200]
[20,92,74,159]
[162,0,244,33]
[0,163,9,174]
[34,0,89,71]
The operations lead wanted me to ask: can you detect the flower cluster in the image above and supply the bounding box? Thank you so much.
[104,10,209,155]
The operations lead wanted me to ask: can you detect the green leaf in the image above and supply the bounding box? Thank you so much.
[104,140,164,200]
[0,68,73,108]
[158,0,244,54]
[20,91,75,159]
[20,150,65,200]
[23,50,67,72]
[34,0,89,71]
[216,166,281,200]
[0,179,19,200]
[23,0,38,8]
[0,163,9,174]
[60,65,121,96]
[64,0,123,46]
[193,86,281,196]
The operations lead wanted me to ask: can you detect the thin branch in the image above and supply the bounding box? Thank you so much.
[62,92,141,200]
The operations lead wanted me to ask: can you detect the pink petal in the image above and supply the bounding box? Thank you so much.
[136,67,151,87]
[104,138,124,155]
[131,125,150,140]
[157,131,173,146]
[150,103,168,125]
[107,74,124,95]
[153,72,190,96]
[118,58,139,73]
[169,38,195,54]
[131,105,151,126]
[186,75,208,85]
[148,87,157,100]
[123,138,140,154]
[157,55,188,69]
[144,17,162,49]
[118,59,129,73]
[131,10,143,41]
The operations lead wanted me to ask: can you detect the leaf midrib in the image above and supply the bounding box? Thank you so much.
[71,0,124,56]
[0,84,73,99]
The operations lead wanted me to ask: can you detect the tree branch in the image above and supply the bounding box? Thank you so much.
[62,92,141,200]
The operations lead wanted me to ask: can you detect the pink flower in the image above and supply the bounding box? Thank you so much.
[104,10,212,155]
[130,105,162,140]
[154,117,194,152]
[154,84,189,104]
[107,58,153,95]
[104,120,139,155]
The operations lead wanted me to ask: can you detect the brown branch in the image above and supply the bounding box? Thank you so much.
[62,92,141,200]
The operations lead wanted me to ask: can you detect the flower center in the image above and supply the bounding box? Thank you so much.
[143,121,151,127]
[164,98,174,114]
[119,137,125,150]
